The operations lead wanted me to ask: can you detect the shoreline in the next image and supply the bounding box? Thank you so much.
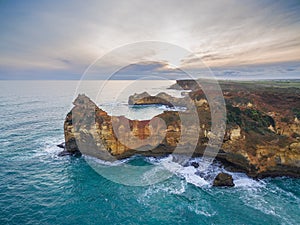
[62,79,300,179]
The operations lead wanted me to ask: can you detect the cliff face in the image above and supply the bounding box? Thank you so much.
[64,82,300,178]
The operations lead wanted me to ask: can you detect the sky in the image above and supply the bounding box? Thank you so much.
[0,0,300,79]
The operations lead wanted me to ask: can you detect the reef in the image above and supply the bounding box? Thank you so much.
[63,80,300,178]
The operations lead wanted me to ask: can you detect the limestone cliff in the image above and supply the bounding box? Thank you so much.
[64,81,300,178]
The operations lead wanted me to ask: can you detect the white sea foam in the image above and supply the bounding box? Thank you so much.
[231,173,265,189]
[30,136,64,160]
[83,154,131,166]
[146,155,268,190]
[44,138,64,153]
[178,166,209,187]
[147,155,210,187]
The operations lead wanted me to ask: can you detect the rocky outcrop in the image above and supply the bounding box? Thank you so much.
[56,142,65,149]
[169,79,199,90]
[213,172,234,187]
[63,81,300,178]
[128,92,189,107]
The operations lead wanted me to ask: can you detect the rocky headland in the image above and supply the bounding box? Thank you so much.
[63,80,300,179]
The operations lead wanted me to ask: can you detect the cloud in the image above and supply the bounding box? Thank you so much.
[0,0,300,79]
[81,61,187,80]
[210,61,300,80]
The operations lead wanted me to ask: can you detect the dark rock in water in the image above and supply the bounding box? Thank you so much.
[58,150,82,157]
[172,154,190,166]
[64,137,80,154]
[57,142,65,149]
[191,162,199,168]
[196,171,215,181]
[213,172,234,187]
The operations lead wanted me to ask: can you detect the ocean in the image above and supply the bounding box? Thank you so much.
[0,80,299,225]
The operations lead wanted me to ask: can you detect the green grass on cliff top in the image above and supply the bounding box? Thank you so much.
[219,80,300,89]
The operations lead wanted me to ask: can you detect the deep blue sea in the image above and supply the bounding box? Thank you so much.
[0,80,299,225]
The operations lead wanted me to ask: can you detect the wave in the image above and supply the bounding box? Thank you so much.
[84,154,264,189]
[83,154,132,166]
[147,155,265,189]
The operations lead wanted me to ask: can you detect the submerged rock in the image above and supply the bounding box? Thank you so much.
[213,172,234,187]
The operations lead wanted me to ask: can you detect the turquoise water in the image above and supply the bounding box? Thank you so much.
[0,81,299,225]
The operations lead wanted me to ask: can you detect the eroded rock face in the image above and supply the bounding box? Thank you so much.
[64,81,300,178]
[169,79,199,90]
[64,94,184,160]
[213,173,234,187]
